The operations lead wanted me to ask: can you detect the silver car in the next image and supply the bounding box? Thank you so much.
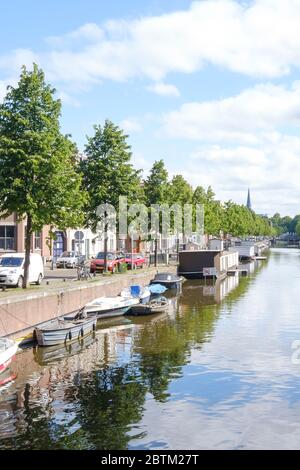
[56,251,85,269]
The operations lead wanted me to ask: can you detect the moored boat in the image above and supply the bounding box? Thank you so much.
[84,296,139,319]
[150,272,184,290]
[34,315,97,347]
[120,285,151,304]
[148,283,168,295]
[128,297,169,316]
[0,338,18,374]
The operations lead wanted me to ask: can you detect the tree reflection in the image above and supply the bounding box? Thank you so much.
[0,262,265,450]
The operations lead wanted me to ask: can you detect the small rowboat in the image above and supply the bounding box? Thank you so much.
[0,338,18,374]
[35,315,97,347]
[128,297,169,316]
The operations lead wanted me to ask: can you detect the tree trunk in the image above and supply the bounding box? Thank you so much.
[104,215,108,272]
[154,238,158,267]
[103,236,108,272]
[23,214,32,288]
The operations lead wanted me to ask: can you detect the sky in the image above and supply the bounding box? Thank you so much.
[1,0,300,216]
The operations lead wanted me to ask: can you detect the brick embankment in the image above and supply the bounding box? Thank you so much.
[0,266,176,339]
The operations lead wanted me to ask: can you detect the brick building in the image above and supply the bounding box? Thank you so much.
[0,214,50,257]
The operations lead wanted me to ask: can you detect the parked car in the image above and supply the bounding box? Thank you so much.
[124,253,147,269]
[90,252,125,273]
[56,251,85,269]
[0,253,44,288]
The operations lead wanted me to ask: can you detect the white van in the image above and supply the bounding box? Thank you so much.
[0,253,44,288]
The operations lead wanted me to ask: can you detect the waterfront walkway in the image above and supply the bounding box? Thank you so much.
[0,265,175,339]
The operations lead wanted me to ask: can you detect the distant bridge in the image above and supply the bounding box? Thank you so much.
[273,233,300,244]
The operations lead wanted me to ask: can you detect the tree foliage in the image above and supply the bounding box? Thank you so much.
[0,64,86,287]
[81,120,143,231]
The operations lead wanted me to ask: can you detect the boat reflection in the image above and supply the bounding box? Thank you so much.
[33,333,97,366]
[0,369,17,390]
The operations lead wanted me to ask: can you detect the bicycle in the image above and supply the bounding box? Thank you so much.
[76,262,93,281]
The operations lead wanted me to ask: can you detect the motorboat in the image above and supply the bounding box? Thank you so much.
[148,283,168,295]
[120,285,151,304]
[150,272,184,290]
[84,296,139,319]
[0,338,18,374]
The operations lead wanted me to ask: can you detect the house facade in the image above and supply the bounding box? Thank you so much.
[0,214,117,260]
[0,214,51,257]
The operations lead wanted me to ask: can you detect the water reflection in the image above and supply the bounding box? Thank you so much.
[1,251,299,449]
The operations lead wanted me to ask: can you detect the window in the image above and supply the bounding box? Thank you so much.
[0,257,23,267]
[0,226,16,251]
[34,231,42,250]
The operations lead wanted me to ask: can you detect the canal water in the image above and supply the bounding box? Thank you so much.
[1,248,300,450]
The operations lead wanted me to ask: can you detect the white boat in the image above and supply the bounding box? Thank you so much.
[120,285,151,304]
[84,296,139,319]
[0,338,18,374]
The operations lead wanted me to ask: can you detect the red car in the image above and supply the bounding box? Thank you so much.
[125,253,147,269]
[90,252,125,273]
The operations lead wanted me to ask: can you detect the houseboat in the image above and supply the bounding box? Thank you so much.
[178,250,239,279]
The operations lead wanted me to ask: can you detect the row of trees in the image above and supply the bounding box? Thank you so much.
[270,213,300,236]
[144,161,274,237]
[0,65,275,287]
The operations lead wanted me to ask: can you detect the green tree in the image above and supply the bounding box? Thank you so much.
[81,120,143,269]
[193,186,225,236]
[295,220,300,237]
[168,174,193,206]
[144,159,169,206]
[144,160,169,263]
[289,215,300,233]
[0,65,85,287]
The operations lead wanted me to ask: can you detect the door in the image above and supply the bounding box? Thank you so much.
[53,231,65,258]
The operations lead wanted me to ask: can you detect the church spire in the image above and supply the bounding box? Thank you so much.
[246,188,252,210]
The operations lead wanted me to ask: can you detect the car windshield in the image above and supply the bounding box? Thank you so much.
[0,257,24,267]
[60,252,76,258]
[96,252,114,260]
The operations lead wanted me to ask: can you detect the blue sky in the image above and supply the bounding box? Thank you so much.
[1,0,300,216]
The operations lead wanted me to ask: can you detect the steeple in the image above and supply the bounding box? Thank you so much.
[246,188,252,210]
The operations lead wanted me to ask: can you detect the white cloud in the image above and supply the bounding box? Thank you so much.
[2,1,300,87]
[163,82,300,143]
[119,118,142,133]
[57,91,81,108]
[178,133,300,215]
[146,82,180,97]
[0,76,18,101]
[46,23,104,48]
[0,48,39,73]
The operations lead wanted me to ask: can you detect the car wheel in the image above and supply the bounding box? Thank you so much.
[17,276,23,288]
[36,273,43,285]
